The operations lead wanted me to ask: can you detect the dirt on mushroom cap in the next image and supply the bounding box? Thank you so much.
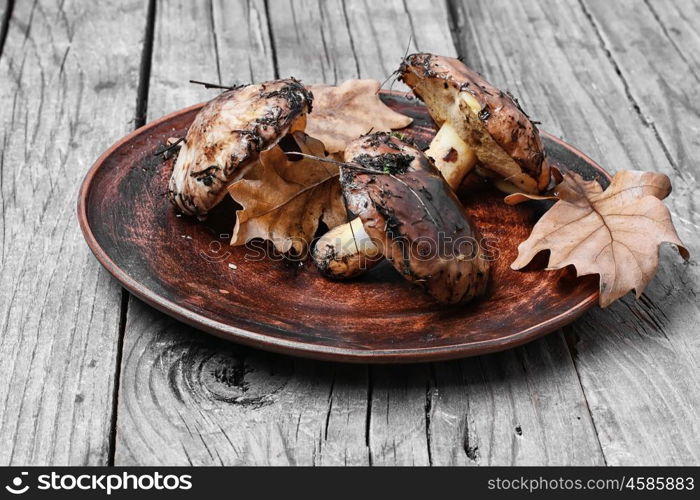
[168,79,313,218]
[341,133,490,304]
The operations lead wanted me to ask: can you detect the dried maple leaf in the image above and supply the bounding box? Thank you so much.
[508,170,689,307]
[227,132,347,255]
[305,80,412,153]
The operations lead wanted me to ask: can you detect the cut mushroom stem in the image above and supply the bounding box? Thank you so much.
[312,217,382,279]
[474,166,529,194]
[425,122,477,190]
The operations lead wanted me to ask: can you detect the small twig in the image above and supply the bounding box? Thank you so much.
[285,151,439,226]
[288,151,404,178]
[377,35,413,94]
[402,34,413,62]
[243,173,340,219]
[153,137,185,156]
[377,69,400,94]
[388,175,439,227]
[284,152,385,176]
[189,79,239,90]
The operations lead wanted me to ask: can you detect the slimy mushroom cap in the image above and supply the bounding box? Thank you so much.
[341,133,490,304]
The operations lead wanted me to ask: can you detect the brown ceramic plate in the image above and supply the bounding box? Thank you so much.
[78,91,609,363]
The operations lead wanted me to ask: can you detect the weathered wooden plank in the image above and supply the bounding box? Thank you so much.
[116,0,238,466]
[582,0,700,177]
[269,0,455,84]
[643,0,700,77]
[117,299,371,465]
[578,0,700,465]
[213,0,275,85]
[115,0,606,465]
[451,0,700,464]
[269,0,358,84]
[147,0,220,116]
[431,335,603,465]
[0,0,11,57]
[0,0,147,465]
[342,0,457,88]
[366,365,430,466]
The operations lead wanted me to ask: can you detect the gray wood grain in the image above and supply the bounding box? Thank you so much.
[579,0,700,465]
[0,0,146,465]
[147,0,220,116]
[0,0,10,57]
[433,335,603,465]
[643,0,700,80]
[115,0,604,466]
[450,0,699,464]
[213,0,275,85]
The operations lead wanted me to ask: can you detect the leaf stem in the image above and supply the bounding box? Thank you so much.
[239,173,341,220]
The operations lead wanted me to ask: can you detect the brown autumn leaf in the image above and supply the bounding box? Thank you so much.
[509,170,689,307]
[227,132,347,255]
[305,79,412,153]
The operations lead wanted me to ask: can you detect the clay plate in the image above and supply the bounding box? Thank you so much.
[78,91,610,363]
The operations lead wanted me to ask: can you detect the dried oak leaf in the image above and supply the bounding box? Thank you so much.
[305,79,412,153]
[508,170,689,307]
[228,132,347,255]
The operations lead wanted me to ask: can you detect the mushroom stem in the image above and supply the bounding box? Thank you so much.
[474,166,530,194]
[312,218,382,279]
[425,122,477,190]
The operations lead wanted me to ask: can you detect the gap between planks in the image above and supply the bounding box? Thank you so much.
[263,0,280,79]
[0,0,14,59]
[107,0,157,467]
[576,0,683,178]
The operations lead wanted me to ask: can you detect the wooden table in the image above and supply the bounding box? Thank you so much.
[0,0,698,466]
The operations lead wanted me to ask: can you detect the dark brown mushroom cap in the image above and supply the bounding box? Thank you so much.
[168,78,313,217]
[399,53,550,193]
[341,133,490,304]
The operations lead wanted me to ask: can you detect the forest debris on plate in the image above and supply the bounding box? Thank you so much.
[305,79,413,153]
[227,132,347,255]
[507,170,689,307]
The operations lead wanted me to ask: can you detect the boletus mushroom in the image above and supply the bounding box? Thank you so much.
[313,133,490,304]
[168,79,313,218]
[399,53,550,194]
